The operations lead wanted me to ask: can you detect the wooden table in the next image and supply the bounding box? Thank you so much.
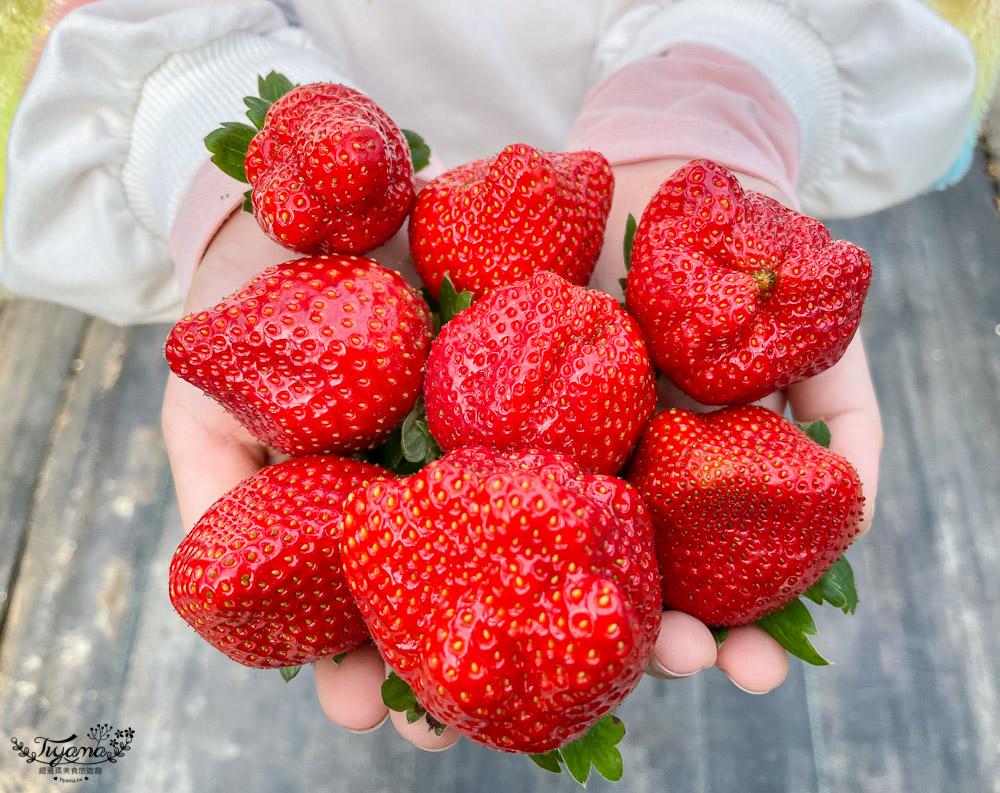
[1,142,998,792]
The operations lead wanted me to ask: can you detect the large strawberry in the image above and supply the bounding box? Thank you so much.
[206,73,425,255]
[625,159,871,405]
[423,271,656,475]
[410,144,613,299]
[165,255,433,456]
[169,455,388,668]
[340,446,660,753]
[627,406,864,626]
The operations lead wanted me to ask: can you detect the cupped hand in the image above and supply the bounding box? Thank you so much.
[598,159,882,694]
[161,208,460,750]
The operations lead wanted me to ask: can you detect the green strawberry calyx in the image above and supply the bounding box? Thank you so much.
[203,70,432,213]
[618,212,638,296]
[796,418,832,449]
[358,396,441,475]
[381,671,448,736]
[748,419,860,665]
[754,552,859,666]
[421,272,474,334]
[381,672,627,785]
[530,714,627,786]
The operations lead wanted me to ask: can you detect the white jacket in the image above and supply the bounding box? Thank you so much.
[0,0,976,324]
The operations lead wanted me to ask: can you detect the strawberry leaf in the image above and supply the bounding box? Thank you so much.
[332,652,347,664]
[709,626,730,645]
[401,396,441,466]
[381,671,418,711]
[243,95,272,130]
[204,122,255,183]
[528,715,626,786]
[279,665,301,683]
[438,274,474,325]
[257,70,297,104]
[381,671,448,735]
[797,419,831,449]
[207,71,299,182]
[623,213,637,272]
[363,430,421,476]
[401,129,431,172]
[803,556,858,615]
[530,750,563,774]
[242,189,253,214]
[756,599,830,666]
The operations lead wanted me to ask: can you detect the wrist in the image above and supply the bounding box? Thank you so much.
[185,209,295,314]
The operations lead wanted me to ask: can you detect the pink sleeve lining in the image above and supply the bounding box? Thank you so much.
[169,151,449,296]
[569,44,800,205]
[168,160,245,295]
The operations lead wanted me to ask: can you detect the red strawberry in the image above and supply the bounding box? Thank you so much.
[410,144,613,299]
[169,455,389,668]
[627,406,864,625]
[340,447,660,753]
[245,83,414,255]
[625,159,871,405]
[424,271,656,475]
[165,255,433,456]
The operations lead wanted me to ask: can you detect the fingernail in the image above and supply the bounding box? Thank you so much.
[417,738,458,753]
[724,673,768,695]
[346,713,389,734]
[649,657,698,679]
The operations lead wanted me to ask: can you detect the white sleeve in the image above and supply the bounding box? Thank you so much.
[1,0,351,325]
[594,0,977,218]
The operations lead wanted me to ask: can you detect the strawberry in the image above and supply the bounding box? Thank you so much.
[244,82,415,254]
[169,455,389,668]
[340,446,660,753]
[625,159,871,405]
[409,144,614,300]
[165,255,433,456]
[423,271,656,475]
[626,406,864,626]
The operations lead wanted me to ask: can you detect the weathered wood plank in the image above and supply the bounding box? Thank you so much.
[0,300,89,627]
[820,148,1000,793]
[0,318,174,793]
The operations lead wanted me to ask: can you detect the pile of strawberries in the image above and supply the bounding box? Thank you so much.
[167,73,870,784]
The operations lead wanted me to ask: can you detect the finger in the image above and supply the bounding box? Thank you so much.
[784,332,882,533]
[314,643,390,732]
[381,662,462,751]
[655,375,786,416]
[646,610,718,679]
[715,625,789,693]
[388,709,462,752]
[162,376,267,531]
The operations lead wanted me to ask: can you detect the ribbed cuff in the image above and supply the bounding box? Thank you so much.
[599,0,839,192]
[570,46,800,205]
[123,28,350,243]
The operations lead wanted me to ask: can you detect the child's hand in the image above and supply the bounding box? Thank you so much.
[597,160,882,693]
[163,159,880,746]
[161,209,460,749]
